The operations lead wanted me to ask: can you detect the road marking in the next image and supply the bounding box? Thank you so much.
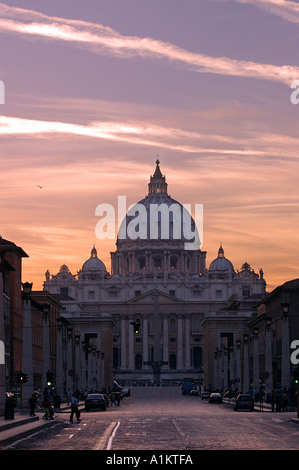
[107,421,120,450]
[68,434,74,439]
[93,421,118,450]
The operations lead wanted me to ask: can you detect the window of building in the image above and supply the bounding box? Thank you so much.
[135,354,142,369]
[108,290,118,298]
[138,257,146,270]
[194,317,201,331]
[243,286,250,297]
[169,290,175,297]
[169,354,177,369]
[216,289,222,298]
[88,290,95,299]
[60,287,68,296]
[169,318,176,333]
[154,257,162,268]
[192,289,202,297]
[135,290,141,297]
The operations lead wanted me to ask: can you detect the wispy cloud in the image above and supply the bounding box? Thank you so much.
[0,114,274,157]
[221,0,299,23]
[0,2,298,84]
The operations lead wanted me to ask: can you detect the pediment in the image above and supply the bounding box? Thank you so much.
[127,289,183,305]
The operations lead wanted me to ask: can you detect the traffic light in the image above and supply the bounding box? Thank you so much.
[130,320,141,334]
[16,372,28,384]
[293,369,299,384]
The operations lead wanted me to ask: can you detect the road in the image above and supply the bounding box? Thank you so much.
[4,386,299,451]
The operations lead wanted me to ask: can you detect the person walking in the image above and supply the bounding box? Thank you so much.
[70,393,81,423]
[29,393,37,416]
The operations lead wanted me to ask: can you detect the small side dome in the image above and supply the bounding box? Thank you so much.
[82,245,106,272]
[209,244,234,272]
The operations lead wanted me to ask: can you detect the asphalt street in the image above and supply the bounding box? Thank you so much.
[2,386,299,451]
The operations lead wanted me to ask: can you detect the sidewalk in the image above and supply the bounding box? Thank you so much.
[0,402,83,447]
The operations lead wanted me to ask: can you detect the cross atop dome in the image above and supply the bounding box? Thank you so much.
[148,159,168,195]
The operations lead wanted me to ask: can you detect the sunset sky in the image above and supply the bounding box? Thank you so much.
[1,0,299,292]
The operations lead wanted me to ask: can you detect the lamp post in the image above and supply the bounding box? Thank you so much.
[56,317,64,398]
[236,339,241,392]
[223,348,228,391]
[74,334,81,392]
[66,325,73,391]
[229,346,234,391]
[253,327,259,390]
[281,303,290,389]
[265,316,273,395]
[243,334,249,393]
[214,351,218,390]
[21,282,33,410]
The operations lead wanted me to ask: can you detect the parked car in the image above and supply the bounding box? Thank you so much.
[84,393,107,411]
[209,392,222,403]
[190,387,199,396]
[201,391,211,400]
[233,394,254,412]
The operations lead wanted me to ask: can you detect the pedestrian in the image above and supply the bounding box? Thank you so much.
[29,393,37,416]
[70,393,81,423]
[43,397,54,420]
[282,389,288,412]
[110,393,116,406]
[66,388,71,405]
[115,393,120,406]
[270,390,275,412]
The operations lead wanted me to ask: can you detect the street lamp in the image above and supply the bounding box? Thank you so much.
[21,282,32,299]
[265,316,272,331]
[57,317,63,332]
[281,303,289,319]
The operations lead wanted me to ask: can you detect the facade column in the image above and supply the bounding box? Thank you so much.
[236,340,241,393]
[243,334,249,393]
[214,352,218,390]
[185,316,191,369]
[143,317,149,370]
[128,318,134,369]
[120,318,126,369]
[162,317,168,369]
[21,284,34,408]
[177,316,183,369]
[281,305,290,389]
[81,342,87,391]
[223,348,228,391]
[253,328,259,390]
[229,346,234,390]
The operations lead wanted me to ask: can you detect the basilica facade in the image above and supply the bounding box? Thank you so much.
[43,161,266,391]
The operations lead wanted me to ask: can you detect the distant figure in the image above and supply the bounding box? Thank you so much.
[70,394,81,423]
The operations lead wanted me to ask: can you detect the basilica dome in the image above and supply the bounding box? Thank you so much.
[209,245,234,272]
[82,245,106,272]
[117,160,200,249]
